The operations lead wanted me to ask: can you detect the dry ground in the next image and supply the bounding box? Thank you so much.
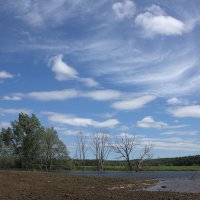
[0,171,199,200]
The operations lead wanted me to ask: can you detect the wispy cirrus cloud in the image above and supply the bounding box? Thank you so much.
[112,95,156,111]
[0,108,32,116]
[49,54,99,87]
[43,111,119,128]
[2,88,123,102]
[112,0,136,20]
[160,130,197,136]
[2,95,22,101]
[83,90,122,101]
[28,89,78,101]
[6,0,82,27]
[140,137,200,152]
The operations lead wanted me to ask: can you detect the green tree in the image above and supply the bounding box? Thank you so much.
[1,113,44,169]
[44,127,69,170]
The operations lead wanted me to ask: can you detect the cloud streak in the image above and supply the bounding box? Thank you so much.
[169,105,200,118]
[112,95,156,111]
[3,88,123,102]
[0,71,14,79]
[43,112,119,128]
[0,108,32,116]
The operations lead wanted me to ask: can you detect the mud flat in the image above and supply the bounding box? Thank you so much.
[0,171,200,200]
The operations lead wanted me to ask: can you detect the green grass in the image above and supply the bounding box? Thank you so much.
[72,165,200,171]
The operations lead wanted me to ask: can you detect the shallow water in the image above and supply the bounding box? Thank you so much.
[65,170,200,180]
[144,179,200,193]
[65,171,200,193]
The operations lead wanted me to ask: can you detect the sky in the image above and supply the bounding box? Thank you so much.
[0,0,200,159]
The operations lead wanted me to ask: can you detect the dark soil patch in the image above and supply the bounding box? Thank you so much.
[0,171,199,199]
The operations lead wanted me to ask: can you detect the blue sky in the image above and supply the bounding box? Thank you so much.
[1,0,200,159]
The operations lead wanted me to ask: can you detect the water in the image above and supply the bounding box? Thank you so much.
[64,171,200,193]
[65,171,200,180]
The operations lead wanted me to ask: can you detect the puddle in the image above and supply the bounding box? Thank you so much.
[144,179,200,193]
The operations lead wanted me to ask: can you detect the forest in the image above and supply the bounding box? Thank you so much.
[0,113,69,170]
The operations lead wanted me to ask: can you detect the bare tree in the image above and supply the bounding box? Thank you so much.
[75,131,87,169]
[111,133,137,171]
[134,144,153,172]
[90,130,111,172]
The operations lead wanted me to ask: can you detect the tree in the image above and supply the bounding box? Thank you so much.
[111,133,137,171]
[1,113,44,169]
[0,113,70,170]
[90,130,110,172]
[44,127,69,170]
[134,144,153,172]
[75,131,87,169]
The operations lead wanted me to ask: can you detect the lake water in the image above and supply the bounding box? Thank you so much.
[65,171,200,180]
[64,171,200,193]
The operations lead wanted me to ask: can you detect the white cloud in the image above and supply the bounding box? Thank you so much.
[117,132,136,139]
[112,0,136,19]
[2,95,22,101]
[137,116,168,129]
[135,5,186,37]
[137,116,187,129]
[160,130,197,136]
[112,95,156,110]
[49,54,78,81]
[0,71,14,79]
[83,89,122,101]
[3,88,123,102]
[11,0,79,27]
[28,89,78,101]
[55,127,81,136]
[167,97,182,105]
[167,97,189,106]
[169,105,200,118]
[0,108,31,116]
[79,77,99,87]
[44,112,119,128]
[140,136,200,152]
[0,122,10,129]
[49,54,99,87]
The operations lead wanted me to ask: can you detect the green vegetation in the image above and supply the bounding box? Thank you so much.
[143,165,200,171]
[1,113,200,172]
[0,113,70,170]
[72,157,200,171]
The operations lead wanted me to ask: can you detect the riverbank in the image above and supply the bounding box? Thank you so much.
[0,171,200,199]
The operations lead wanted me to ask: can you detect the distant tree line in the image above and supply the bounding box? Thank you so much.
[0,113,70,170]
[144,155,200,166]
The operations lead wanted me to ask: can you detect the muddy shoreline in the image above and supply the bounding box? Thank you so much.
[0,171,200,200]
